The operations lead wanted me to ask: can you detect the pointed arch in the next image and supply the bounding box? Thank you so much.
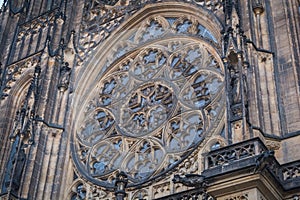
[68,1,225,194]
[73,2,224,115]
[0,68,35,194]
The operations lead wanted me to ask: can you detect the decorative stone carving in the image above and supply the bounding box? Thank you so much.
[58,62,71,92]
[2,66,41,195]
[254,150,274,172]
[193,0,224,12]
[178,156,199,175]
[135,16,168,43]
[206,139,266,169]
[102,0,120,6]
[131,189,149,200]
[153,186,211,200]
[225,193,248,200]
[153,182,171,199]
[115,171,128,200]
[120,83,174,136]
[70,182,87,200]
[172,174,206,188]
[1,55,40,99]
[76,5,221,67]
[9,9,57,63]
[225,52,248,123]
[18,8,56,34]
[4,140,27,194]
[77,0,136,63]
[73,40,224,189]
[69,179,109,200]
[265,140,281,151]
[9,65,41,143]
[282,161,300,181]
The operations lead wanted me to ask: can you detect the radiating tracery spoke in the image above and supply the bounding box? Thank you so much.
[177,20,193,33]
[71,183,86,200]
[99,70,130,106]
[75,41,224,188]
[180,71,222,109]
[135,18,167,43]
[78,108,115,145]
[166,111,204,152]
[168,44,207,81]
[90,138,123,175]
[131,48,168,81]
[124,140,164,181]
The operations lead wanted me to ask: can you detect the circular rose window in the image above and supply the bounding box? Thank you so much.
[73,41,224,188]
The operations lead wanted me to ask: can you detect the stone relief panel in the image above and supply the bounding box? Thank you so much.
[72,39,224,190]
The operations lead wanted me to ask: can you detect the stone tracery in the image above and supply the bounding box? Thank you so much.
[70,3,226,193]
[78,11,220,67]
[73,37,224,188]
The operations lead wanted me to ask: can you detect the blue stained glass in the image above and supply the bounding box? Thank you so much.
[177,20,192,33]
[1,136,20,193]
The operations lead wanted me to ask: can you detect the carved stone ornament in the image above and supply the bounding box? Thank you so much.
[72,6,224,190]
[77,2,221,66]
[72,38,224,189]
[172,174,206,188]
[225,193,249,200]
[265,139,281,151]
[69,180,110,200]
[102,0,120,6]
[2,55,40,99]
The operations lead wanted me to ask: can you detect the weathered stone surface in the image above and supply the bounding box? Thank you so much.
[0,0,299,199]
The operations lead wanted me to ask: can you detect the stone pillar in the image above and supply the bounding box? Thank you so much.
[115,171,128,200]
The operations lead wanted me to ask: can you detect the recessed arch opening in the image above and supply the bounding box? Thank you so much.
[69,1,225,191]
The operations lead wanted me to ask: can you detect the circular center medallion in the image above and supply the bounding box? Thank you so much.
[119,83,175,136]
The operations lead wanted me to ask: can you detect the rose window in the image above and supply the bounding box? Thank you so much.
[73,41,224,188]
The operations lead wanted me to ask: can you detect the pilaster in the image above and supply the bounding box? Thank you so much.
[222,0,251,143]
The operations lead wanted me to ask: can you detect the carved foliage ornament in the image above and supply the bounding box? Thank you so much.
[73,38,224,189]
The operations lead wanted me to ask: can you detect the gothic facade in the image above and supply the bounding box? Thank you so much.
[0,0,299,199]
